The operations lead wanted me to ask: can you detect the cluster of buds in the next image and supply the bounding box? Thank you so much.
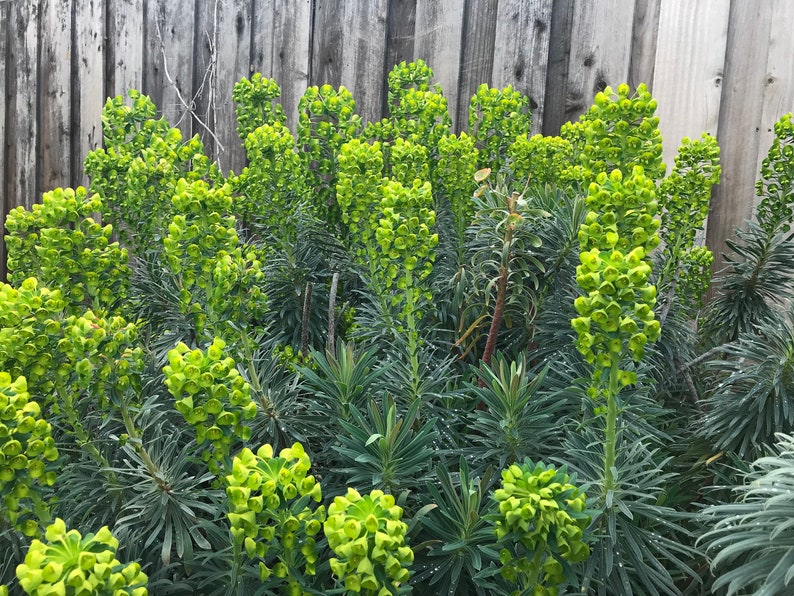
[324,488,413,594]
[389,138,429,187]
[469,84,532,171]
[508,134,582,187]
[57,312,144,408]
[15,518,147,595]
[164,178,267,340]
[756,113,794,234]
[4,187,130,315]
[374,180,438,301]
[85,90,217,256]
[678,246,715,312]
[0,373,58,536]
[225,443,325,586]
[231,73,287,140]
[336,138,385,257]
[436,132,479,239]
[572,168,661,367]
[298,84,362,226]
[563,83,665,187]
[237,121,306,231]
[164,339,257,475]
[0,279,65,398]
[493,461,590,593]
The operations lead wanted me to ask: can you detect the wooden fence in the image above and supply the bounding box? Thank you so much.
[1,0,793,280]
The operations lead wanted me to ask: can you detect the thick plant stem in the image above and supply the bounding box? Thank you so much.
[482,265,508,369]
[603,352,621,494]
[119,400,171,492]
[327,271,339,353]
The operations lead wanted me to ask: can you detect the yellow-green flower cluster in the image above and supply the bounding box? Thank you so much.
[374,180,438,301]
[508,134,582,187]
[658,133,720,255]
[164,178,267,339]
[437,132,479,237]
[337,139,385,255]
[164,339,256,475]
[236,121,306,230]
[389,137,429,187]
[756,113,794,234]
[15,518,147,596]
[469,84,531,171]
[57,312,144,408]
[85,90,218,255]
[678,246,714,312]
[225,443,325,585]
[232,73,287,141]
[0,279,65,398]
[573,168,661,366]
[493,461,589,594]
[387,59,434,102]
[567,83,665,185]
[324,488,413,594]
[4,187,130,315]
[298,84,362,226]
[0,373,58,536]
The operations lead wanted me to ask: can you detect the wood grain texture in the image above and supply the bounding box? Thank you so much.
[107,0,144,98]
[0,2,8,280]
[457,0,497,132]
[707,0,774,262]
[213,0,253,174]
[564,0,636,123]
[492,0,553,135]
[414,0,465,129]
[252,0,312,131]
[541,0,574,135]
[627,0,661,91]
[144,1,196,135]
[383,0,418,116]
[653,0,730,174]
[6,0,40,211]
[75,0,106,185]
[755,0,794,187]
[40,0,73,192]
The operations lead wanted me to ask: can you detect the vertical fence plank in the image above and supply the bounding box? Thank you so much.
[6,0,40,211]
[541,0,574,135]
[627,0,662,91]
[75,0,106,186]
[107,0,144,98]
[312,1,389,125]
[0,1,8,279]
[144,1,197,136]
[564,0,636,123]
[456,0,497,132]
[755,0,794,186]
[414,0,465,129]
[653,0,730,173]
[252,0,312,132]
[195,0,253,173]
[492,0,553,135]
[383,0,417,116]
[707,1,774,263]
[40,0,72,193]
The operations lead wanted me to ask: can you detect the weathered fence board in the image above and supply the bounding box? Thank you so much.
[40,0,73,194]
[251,0,312,132]
[755,0,794,187]
[414,0,465,130]
[627,0,662,91]
[75,0,106,186]
[564,0,636,123]
[144,1,197,138]
[456,0,498,130]
[3,0,794,285]
[652,0,730,171]
[707,1,775,269]
[492,0,553,136]
[107,0,145,98]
